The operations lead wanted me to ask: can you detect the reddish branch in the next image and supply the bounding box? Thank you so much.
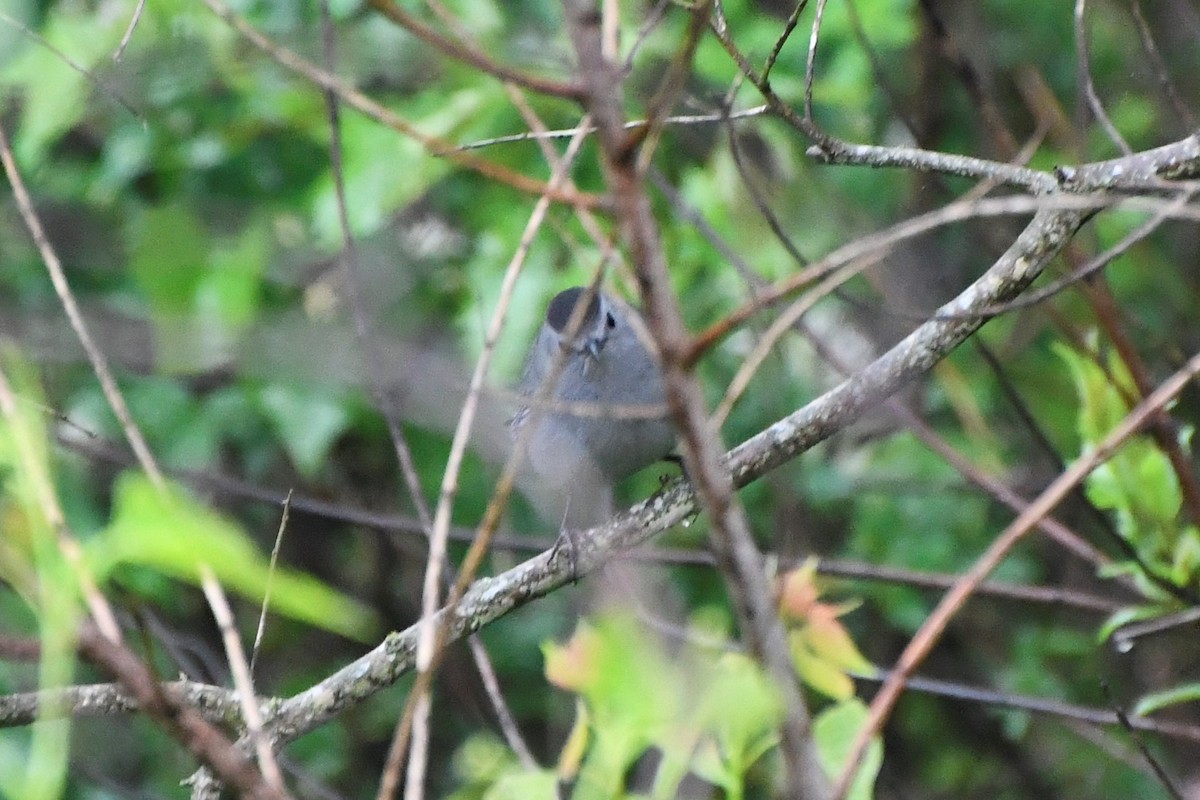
[78,625,288,800]
[367,0,584,100]
[561,1,831,797]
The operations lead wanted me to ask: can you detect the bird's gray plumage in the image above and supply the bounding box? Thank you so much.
[511,287,675,526]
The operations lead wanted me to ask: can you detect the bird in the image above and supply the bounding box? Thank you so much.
[510,287,676,529]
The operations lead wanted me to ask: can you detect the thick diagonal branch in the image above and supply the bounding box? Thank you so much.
[173,203,1088,764]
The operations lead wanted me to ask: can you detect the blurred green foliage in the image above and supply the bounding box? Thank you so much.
[539,612,788,800]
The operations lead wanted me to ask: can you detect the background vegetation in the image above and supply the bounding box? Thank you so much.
[1,0,1199,797]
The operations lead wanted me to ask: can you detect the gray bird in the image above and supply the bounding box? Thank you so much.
[511,287,676,528]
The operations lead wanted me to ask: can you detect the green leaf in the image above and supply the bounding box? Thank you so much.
[130,205,211,317]
[1056,340,1194,585]
[556,700,590,785]
[543,616,674,797]
[91,472,379,641]
[1135,447,1182,526]
[1053,341,1135,446]
[699,652,783,781]
[1096,604,1165,643]
[451,733,517,786]
[1132,682,1200,716]
[258,384,354,478]
[204,220,270,330]
[791,630,855,701]
[1172,527,1200,586]
[814,699,882,800]
[0,355,79,799]
[690,737,737,795]
[1,10,120,165]
[1083,461,1124,513]
[481,769,558,800]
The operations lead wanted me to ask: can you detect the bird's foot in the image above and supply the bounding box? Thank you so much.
[660,452,689,486]
[550,527,581,583]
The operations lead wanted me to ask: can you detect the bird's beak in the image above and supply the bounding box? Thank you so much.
[586,338,604,361]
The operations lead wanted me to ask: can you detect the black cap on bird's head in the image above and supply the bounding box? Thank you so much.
[546,287,613,359]
[546,287,600,332]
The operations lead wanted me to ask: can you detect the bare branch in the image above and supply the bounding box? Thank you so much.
[0,680,245,729]
[1075,0,1132,156]
[563,1,832,796]
[112,0,146,61]
[0,120,163,495]
[860,670,1200,744]
[1100,684,1185,800]
[209,183,1087,769]
[806,140,1058,193]
[251,492,291,676]
[375,114,596,800]
[367,0,583,100]
[1127,0,1197,130]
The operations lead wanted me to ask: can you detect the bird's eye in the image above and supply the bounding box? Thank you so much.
[605,312,616,329]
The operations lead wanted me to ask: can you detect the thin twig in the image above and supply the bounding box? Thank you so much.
[1127,0,1197,130]
[859,670,1200,745]
[763,1,808,85]
[317,0,428,793]
[1101,683,1185,800]
[805,138,1058,192]
[833,348,1200,799]
[498,85,631,287]
[1112,606,1200,650]
[0,634,41,662]
[916,0,1019,157]
[843,0,919,139]
[4,94,288,800]
[788,307,1123,584]
[632,0,716,171]
[687,189,1200,366]
[317,0,435,542]
[201,565,286,790]
[818,557,1122,612]
[926,187,1198,320]
[199,0,602,210]
[564,1,830,795]
[711,254,874,429]
[725,117,809,266]
[803,0,828,122]
[684,193,1097,367]
[366,0,582,100]
[376,117,595,800]
[251,491,292,675]
[308,5,530,789]
[0,10,144,122]
[886,398,1116,569]
[112,0,146,61]
[458,106,771,150]
[1074,0,1132,156]
[0,121,163,492]
[465,637,538,768]
[625,0,674,73]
